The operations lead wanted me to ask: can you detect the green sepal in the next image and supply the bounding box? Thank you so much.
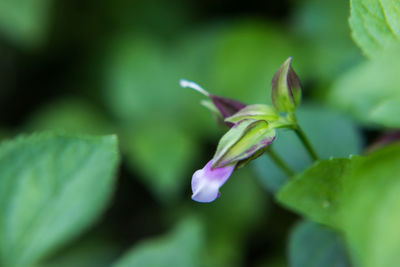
[271,57,302,112]
[236,147,269,169]
[225,104,294,129]
[212,119,276,168]
[225,104,279,124]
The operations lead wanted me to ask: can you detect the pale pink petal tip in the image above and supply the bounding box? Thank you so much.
[191,159,235,203]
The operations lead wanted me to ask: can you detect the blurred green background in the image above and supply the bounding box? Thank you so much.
[0,0,366,266]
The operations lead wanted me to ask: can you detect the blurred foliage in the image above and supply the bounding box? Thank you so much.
[0,0,52,48]
[0,0,399,266]
[0,133,119,266]
[278,144,400,266]
[329,49,400,128]
[349,0,400,58]
[113,217,205,267]
[289,221,351,267]
[197,168,268,266]
[43,234,121,267]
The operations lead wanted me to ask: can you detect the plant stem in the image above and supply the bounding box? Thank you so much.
[267,148,295,177]
[294,125,319,161]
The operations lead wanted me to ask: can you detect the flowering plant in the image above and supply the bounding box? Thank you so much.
[182,57,318,202]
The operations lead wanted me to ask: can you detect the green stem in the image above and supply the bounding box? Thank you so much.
[294,125,319,161]
[267,148,295,177]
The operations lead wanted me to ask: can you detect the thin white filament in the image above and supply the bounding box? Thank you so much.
[179,79,210,97]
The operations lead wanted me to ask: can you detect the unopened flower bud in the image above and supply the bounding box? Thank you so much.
[271,57,302,112]
[212,119,276,168]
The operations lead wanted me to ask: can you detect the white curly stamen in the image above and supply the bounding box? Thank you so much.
[179,79,210,97]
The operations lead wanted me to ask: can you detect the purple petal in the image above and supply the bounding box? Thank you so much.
[191,159,236,203]
[210,95,246,119]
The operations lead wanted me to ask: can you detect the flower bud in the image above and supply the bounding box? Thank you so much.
[212,119,276,168]
[271,57,302,112]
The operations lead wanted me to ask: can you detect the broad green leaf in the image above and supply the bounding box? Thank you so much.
[380,0,400,38]
[125,124,197,203]
[0,0,52,47]
[277,158,360,226]
[349,0,400,57]
[329,51,400,127]
[289,221,351,267]
[253,104,362,193]
[112,217,205,267]
[0,132,120,266]
[338,143,400,267]
[278,144,400,267]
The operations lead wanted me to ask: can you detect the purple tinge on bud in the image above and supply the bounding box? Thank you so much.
[210,95,246,119]
[191,159,236,203]
[180,79,246,126]
[271,57,302,112]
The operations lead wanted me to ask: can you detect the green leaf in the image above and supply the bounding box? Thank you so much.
[253,104,362,193]
[349,0,400,58]
[289,221,351,267]
[328,51,400,127]
[338,143,400,267]
[125,124,197,203]
[380,0,400,38]
[0,132,120,266]
[278,144,400,267]
[277,158,360,226]
[112,217,205,267]
[0,0,52,47]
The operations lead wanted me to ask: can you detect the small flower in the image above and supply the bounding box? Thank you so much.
[191,159,236,203]
[271,57,302,112]
[181,80,277,203]
[191,119,276,203]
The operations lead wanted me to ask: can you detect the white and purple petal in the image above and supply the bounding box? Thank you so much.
[191,159,236,203]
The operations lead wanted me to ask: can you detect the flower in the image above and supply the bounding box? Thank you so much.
[191,119,276,203]
[191,159,236,203]
[180,79,278,203]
